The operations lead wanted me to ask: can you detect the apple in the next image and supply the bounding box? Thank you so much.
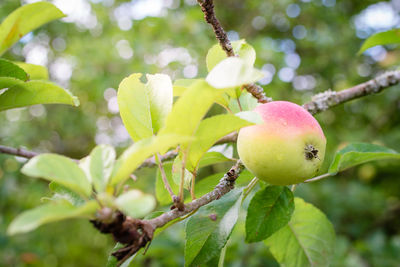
[237,101,326,185]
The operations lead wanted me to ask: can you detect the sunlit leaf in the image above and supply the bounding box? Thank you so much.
[110,134,192,185]
[172,155,192,190]
[328,143,400,175]
[21,154,92,197]
[358,29,400,55]
[7,200,98,235]
[0,79,79,111]
[115,189,156,218]
[185,189,242,267]
[198,152,234,169]
[0,2,65,55]
[206,39,256,72]
[48,182,85,206]
[80,145,116,193]
[159,80,219,137]
[265,198,335,267]
[245,186,294,242]
[187,113,257,170]
[14,62,48,79]
[118,73,173,141]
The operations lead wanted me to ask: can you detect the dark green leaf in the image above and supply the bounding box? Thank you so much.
[358,29,400,55]
[0,2,65,55]
[185,189,242,267]
[21,154,92,197]
[155,162,178,206]
[245,186,294,242]
[265,198,335,267]
[328,143,400,175]
[0,58,28,81]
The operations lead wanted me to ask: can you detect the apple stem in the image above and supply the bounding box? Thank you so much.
[243,177,259,200]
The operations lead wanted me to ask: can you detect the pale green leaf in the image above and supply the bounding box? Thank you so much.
[173,79,202,96]
[81,145,116,193]
[118,73,173,141]
[358,29,400,55]
[206,39,256,72]
[159,80,219,137]
[245,186,294,242]
[7,200,98,235]
[115,189,156,218]
[155,162,178,206]
[172,155,193,190]
[206,57,264,89]
[265,198,335,267]
[228,91,259,112]
[185,189,243,267]
[110,134,192,185]
[48,182,85,206]
[187,114,255,170]
[0,58,28,80]
[328,143,400,175]
[14,62,48,79]
[0,2,65,55]
[21,154,92,197]
[198,152,234,169]
[0,80,79,111]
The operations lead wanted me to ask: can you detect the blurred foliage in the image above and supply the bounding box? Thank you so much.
[0,0,399,266]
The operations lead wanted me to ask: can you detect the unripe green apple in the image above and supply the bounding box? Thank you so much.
[237,101,326,185]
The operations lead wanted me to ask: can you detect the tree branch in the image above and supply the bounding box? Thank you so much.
[0,145,38,158]
[303,70,400,114]
[147,160,244,229]
[197,0,271,103]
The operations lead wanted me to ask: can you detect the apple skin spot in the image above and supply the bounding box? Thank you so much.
[237,101,326,185]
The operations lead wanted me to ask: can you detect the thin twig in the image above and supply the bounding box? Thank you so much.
[197,0,271,104]
[303,173,333,183]
[147,160,244,229]
[155,153,176,201]
[0,145,38,158]
[303,70,400,114]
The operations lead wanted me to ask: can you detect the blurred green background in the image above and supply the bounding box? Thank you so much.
[0,0,400,266]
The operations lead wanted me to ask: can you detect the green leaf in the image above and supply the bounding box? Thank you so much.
[155,162,178,206]
[0,80,79,111]
[159,80,219,137]
[173,79,202,96]
[110,134,192,185]
[228,91,259,112]
[206,39,256,72]
[21,154,92,197]
[118,73,173,141]
[14,62,48,79]
[0,58,28,81]
[206,57,264,89]
[80,145,116,193]
[328,143,400,175]
[115,189,156,218]
[7,200,98,235]
[185,189,243,267]
[172,155,193,190]
[187,114,255,170]
[198,152,234,169]
[265,198,335,267]
[193,172,225,199]
[0,2,65,55]
[48,182,85,206]
[358,29,400,55]
[245,186,294,243]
